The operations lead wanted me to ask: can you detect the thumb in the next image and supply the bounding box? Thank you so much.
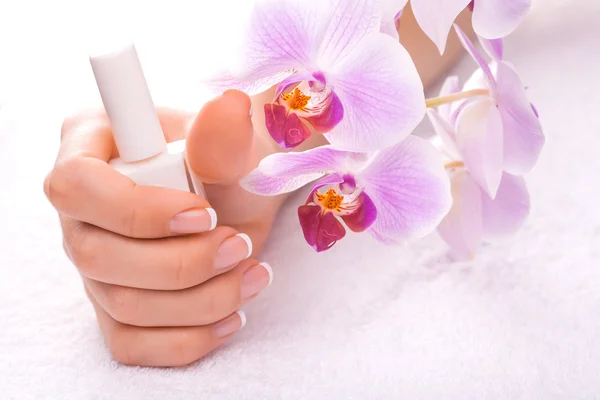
[186,90,254,186]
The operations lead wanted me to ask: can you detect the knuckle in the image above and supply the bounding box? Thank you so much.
[60,115,79,139]
[173,247,197,290]
[105,286,139,325]
[67,224,101,275]
[201,293,220,323]
[124,186,140,238]
[170,330,203,367]
[204,283,240,324]
[62,239,74,262]
[107,326,136,365]
[44,157,87,211]
[171,231,234,290]
[60,109,106,140]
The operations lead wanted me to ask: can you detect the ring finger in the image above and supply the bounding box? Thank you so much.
[84,259,273,327]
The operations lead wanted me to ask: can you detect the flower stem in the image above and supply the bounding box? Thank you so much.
[425,89,489,108]
[444,161,465,169]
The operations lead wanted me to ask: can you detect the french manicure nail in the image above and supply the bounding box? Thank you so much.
[241,262,273,299]
[214,310,246,338]
[214,233,252,271]
[169,208,217,234]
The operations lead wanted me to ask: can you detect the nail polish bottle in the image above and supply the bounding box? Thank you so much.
[89,44,205,196]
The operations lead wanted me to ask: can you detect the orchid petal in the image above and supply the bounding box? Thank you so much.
[440,75,461,97]
[531,103,539,118]
[298,205,346,252]
[472,0,531,39]
[496,62,545,174]
[204,70,295,97]
[462,65,490,93]
[264,104,312,149]
[360,136,452,242]
[479,37,504,61]
[317,0,381,69]
[340,192,378,233]
[454,25,496,92]
[379,0,408,39]
[427,109,461,161]
[438,75,461,120]
[241,169,325,196]
[455,98,503,198]
[231,0,328,81]
[303,91,345,134]
[437,170,483,258]
[481,173,530,240]
[411,0,471,54]
[380,20,399,39]
[326,33,425,151]
[240,146,350,195]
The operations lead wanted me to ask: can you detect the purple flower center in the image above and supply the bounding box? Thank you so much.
[264,72,345,150]
[297,178,378,252]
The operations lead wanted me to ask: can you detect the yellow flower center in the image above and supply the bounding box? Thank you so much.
[282,87,311,110]
[316,188,344,212]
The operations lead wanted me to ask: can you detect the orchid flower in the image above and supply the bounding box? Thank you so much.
[399,0,531,54]
[208,0,425,152]
[241,136,452,252]
[428,77,530,258]
[426,26,543,199]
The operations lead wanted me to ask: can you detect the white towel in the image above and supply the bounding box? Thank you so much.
[1,0,599,398]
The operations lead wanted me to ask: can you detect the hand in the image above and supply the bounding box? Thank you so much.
[44,90,283,367]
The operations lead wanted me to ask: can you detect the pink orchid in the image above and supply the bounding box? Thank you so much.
[428,73,531,257]
[208,0,425,152]
[427,26,544,200]
[381,0,531,54]
[241,136,451,252]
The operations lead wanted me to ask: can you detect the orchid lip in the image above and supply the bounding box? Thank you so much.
[297,172,379,251]
[298,205,346,253]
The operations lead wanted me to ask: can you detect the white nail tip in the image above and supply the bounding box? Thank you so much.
[236,310,247,328]
[206,208,217,231]
[259,262,274,286]
[236,233,253,258]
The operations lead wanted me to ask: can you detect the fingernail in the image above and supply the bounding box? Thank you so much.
[214,310,246,338]
[169,208,217,234]
[214,233,252,270]
[241,262,273,299]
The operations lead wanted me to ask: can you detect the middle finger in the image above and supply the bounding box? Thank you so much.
[63,218,253,290]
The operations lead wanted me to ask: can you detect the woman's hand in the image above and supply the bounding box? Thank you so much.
[43,90,283,367]
[42,4,469,367]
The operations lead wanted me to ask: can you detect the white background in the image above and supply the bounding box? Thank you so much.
[0,0,254,114]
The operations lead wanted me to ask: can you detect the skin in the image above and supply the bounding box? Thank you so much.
[43,8,473,367]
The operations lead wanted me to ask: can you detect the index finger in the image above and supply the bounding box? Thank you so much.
[44,108,215,238]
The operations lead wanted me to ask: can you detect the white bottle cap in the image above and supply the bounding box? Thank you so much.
[90,44,166,163]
